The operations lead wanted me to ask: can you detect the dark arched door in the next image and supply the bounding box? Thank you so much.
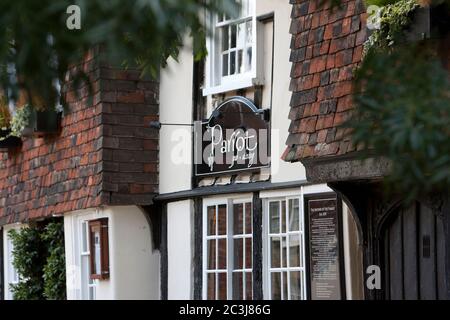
[381,201,447,299]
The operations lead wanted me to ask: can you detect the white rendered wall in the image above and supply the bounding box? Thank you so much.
[159,41,194,194]
[64,206,159,300]
[260,0,306,183]
[167,200,193,299]
[112,206,160,300]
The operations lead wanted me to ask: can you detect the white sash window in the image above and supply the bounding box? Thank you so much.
[266,197,307,300]
[203,197,254,300]
[203,0,263,95]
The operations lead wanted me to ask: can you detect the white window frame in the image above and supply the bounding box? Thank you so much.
[6,237,19,285]
[203,0,263,96]
[263,196,307,300]
[231,198,253,300]
[202,196,253,300]
[79,219,97,300]
[3,225,22,300]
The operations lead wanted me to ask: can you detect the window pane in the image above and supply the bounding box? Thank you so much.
[245,202,252,234]
[218,273,227,300]
[207,273,216,300]
[221,26,229,51]
[271,273,281,300]
[218,239,227,270]
[231,24,237,48]
[238,50,243,74]
[289,234,300,268]
[222,54,229,76]
[299,238,304,267]
[281,200,286,233]
[242,0,249,16]
[218,204,227,235]
[230,51,236,75]
[245,47,252,72]
[246,21,252,44]
[237,23,245,49]
[282,272,288,300]
[289,199,300,231]
[235,0,242,16]
[282,236,287,268]
[232,272,243,300]
[82,222,88,252]
[290,271,302,300]
[207,240,216,270]
[234,238,243,269]
[245,271,253,300]
[89,286,95,300]
[7,239,18,284]
[93,229,101,275]
[245,238,252,269]
[207,206,216,236]
[269,202,280,233]
[271,237,280,268]
[233,204,243,235]
[81,255,90,299]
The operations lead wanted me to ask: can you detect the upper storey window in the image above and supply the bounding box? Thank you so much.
[203,0,262,96]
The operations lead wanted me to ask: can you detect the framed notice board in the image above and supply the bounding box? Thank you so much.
[304,193,346,300]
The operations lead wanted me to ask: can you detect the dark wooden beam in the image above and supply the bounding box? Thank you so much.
[252,192,263,300]
[193,197,203,300]
[443,195,450,299]
[155,180,310,202]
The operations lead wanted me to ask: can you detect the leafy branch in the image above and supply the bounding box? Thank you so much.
[349,44,450,201]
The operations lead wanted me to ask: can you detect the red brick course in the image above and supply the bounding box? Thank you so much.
[0,51,159,225]
[284,0,367,161]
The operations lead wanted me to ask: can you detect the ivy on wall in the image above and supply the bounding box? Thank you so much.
[364,0,420,54]
[8,220,66,300]
[343,0,450,201]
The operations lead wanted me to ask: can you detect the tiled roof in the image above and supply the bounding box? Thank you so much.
[0,52,159,224]
[283,0,367,162]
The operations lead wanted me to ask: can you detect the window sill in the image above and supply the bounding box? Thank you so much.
[202,76,263,96]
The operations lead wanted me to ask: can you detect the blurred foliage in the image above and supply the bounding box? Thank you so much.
[350,45,450,201]
[364,0,450,8]
[0,0,236,109]
[9,226,47,300]
[9,220,66,300]
[364,0,403,6]
[42,221,66,300]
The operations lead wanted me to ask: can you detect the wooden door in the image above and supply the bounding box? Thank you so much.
[381,202,446,300]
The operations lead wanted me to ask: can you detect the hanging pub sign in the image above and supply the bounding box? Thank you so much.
[305,194,345,300]
[194,97,270,176]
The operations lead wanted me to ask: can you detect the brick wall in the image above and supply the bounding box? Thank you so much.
[283,0,367,162]
[0,50,159,225]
